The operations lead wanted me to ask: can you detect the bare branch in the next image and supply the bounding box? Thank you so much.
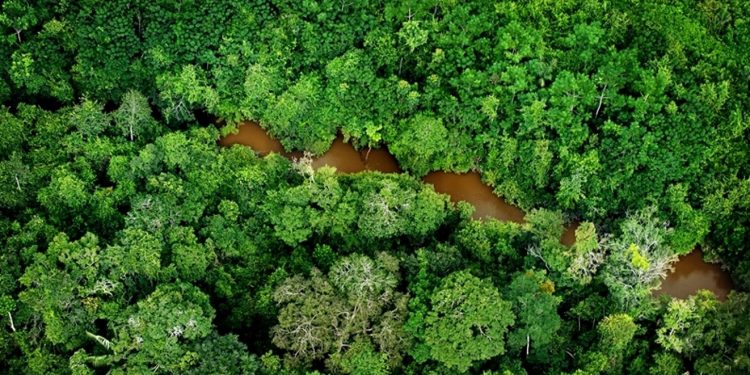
[86,331,113,350]
[526,334,530,356]
[595,83,608,118]
[8,312,15,332]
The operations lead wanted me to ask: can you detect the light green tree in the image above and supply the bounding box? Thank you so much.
[424,271,514,372]
[113,90,158,142]
[600,207,677,310]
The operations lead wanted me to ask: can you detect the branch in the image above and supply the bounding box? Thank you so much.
[526,334,530,356]
[528,245,550,271]
[8,312,15,332]
[86,331,113,350]
[595,83,608,118]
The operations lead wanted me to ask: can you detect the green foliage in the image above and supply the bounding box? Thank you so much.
[600,207,677,311]
[649,352,684,375]
[423,271,514,372]
[19,232,111,349]
[107,227,161,281]
[263,74,334,154]
[2,1,750,374]
[158,65,219,123]
[398,20,429,53]
[272,253,409,371]
[598,313,638,354]
[113,90,160,142]
[656,291,750,374]
[332,339,389,375]
[389,114,449,176]
[506,270,562,355]
[566,222,604,285]
[169,227,213,282]
[70,283,240,374]
[656,292,719,355]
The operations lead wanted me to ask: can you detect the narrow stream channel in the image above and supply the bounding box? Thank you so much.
[220,121,733,300]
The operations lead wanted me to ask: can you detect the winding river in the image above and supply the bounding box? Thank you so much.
[220,121,733,300]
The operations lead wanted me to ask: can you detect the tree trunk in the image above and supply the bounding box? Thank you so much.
[595,83,608,118]
[526,334,530,356]
[7,312,15,332]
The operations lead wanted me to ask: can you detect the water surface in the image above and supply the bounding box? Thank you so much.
[311,136,401,173]
[560,221,580,247]
[221,122,400,173]
[655,249,732,301]
[219,121,285,154]
[422,172,525,223]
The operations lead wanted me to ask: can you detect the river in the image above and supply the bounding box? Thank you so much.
[220,121,733,300]
[654,249,732,301]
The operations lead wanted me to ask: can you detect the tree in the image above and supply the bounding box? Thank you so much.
[423,271,514,372]
[656,291,718,355]
[330,339,389,375]
[272,253,409,370]
[690,292,750,375]
[598,313,638,354]
[241,63,283,122]
[0,108,23,156]
[356,177,448,241]
[0,152,31,208]
[648,352,684,375]
[182,333,260,375]
[37,167,91,228]
[600,207,677,311]
[157,65,219,123]
[454,219,523,275]
[19,232,114,350]
[105,227,162,282]
[388,114,449,176]
[0,0,40,43]
[397,20,429,53]
[113,90,159,142]
[68,98,110,141]
[262,74,335,154]
[524,209,567,273]
[566,222,605,285]
[506,270,562,356]
[72,283,218,374]
[168,226,213,282]
[568,313,639,375]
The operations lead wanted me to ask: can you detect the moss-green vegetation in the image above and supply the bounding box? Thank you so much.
[1,1,749,374]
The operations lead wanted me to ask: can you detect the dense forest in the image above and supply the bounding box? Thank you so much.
[1,0,750,374]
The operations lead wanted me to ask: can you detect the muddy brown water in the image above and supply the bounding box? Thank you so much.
[654,249,733,301]
[219,121,285,154]
[422,172,525,223]
[221,122,401,173]
[559,221,579,247]
[311,137,401,174]
[220,121,733,300]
